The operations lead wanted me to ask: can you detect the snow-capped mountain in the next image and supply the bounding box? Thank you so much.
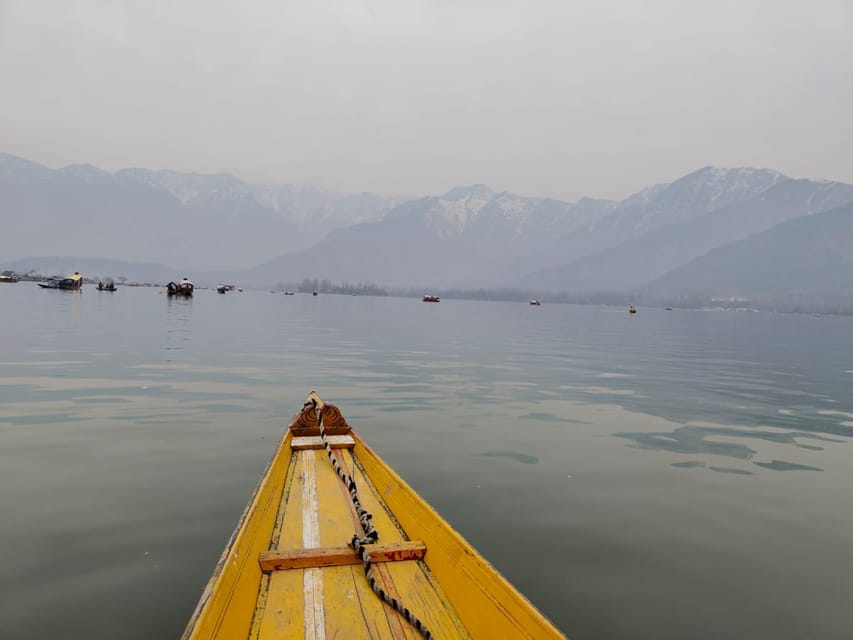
[117,167,395,242]
[236,167,798,288]
[522,178,853,292]
[613,166,785,232]
[6,152,850,298]
[384,184,614,242]
[510,166,787,277]
[0,154,395,270]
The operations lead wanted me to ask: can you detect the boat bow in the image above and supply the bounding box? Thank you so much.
[183,394,565,639]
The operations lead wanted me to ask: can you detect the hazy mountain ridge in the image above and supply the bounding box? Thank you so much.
[648,201,853,297]
[118,167,396,238]
[5,152,852,301]
[0,153,395,270]
[237,185,620,288]
[241,165,797,289]
[524,178,853,291]
[511,166,787,277]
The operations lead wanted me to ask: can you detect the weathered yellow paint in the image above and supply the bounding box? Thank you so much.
[291,434,355,451]
[314,448,361,547]
[256,569,305,639]
[255,448,469,638]
[181,431,294,640]
[273,452,304,552]
[259,540,427,571]
[313,564,401,640]
[354,433,566,639]
[185,420,566,639]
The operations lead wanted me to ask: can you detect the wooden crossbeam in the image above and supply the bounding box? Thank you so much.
[259,540,427,572]
[291,434,355,451]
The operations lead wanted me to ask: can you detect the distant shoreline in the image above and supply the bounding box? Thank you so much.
[5,268,852,317]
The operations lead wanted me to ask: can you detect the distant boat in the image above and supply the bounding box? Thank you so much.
[422,294,440,302]
[530,299,541,306]
[217,284,228,294]
[313,291,318,296]
[628,305,637,314]
[0,274,19,283]
[38,272,83,290]
[167,278,194,297]
[97,279,117,292]
[665,307,673,311]
[284,291,295,296]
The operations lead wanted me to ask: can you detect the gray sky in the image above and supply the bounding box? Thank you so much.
[2,0,852,201]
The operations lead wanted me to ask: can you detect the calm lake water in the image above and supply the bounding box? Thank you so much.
[1,284,852,639]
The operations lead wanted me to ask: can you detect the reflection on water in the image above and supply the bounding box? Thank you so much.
[753,459,823,472]
[1,286,853,640]
[671,460,706,469]
[708,465,754,475]
[520,411,589,424]
[476,451,540,464]
[615,423,843,471]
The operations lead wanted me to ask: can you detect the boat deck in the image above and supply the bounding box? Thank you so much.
[249,436,472,639]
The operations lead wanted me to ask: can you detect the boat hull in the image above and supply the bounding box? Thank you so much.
[183,404,564,639]
[167,281,194,297]
[38,281,82,290]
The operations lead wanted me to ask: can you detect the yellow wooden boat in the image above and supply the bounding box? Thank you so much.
[182,392,565,639]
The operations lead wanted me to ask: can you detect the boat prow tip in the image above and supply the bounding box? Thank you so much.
[290,392,351,436]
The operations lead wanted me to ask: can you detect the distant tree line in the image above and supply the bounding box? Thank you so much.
[295,278,388,296]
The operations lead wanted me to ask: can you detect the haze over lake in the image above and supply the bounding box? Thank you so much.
[1,285,852,639]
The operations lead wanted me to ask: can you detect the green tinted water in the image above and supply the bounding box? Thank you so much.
[1,285,852,639]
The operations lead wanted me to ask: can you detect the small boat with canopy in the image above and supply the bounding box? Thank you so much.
[167,278,194,297]
[38,271,83,290]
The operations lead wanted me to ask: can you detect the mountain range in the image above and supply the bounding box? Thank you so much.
[524,177,853,292]
[3,152,853,301]
[0,153,396,270]
[649,200,853,299]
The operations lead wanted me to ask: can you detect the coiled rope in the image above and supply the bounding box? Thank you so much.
[305,397,434,640]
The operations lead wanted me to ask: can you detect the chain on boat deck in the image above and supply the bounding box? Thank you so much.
[247,437,472,639]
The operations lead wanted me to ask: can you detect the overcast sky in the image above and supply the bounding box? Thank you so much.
[2,0,851,201]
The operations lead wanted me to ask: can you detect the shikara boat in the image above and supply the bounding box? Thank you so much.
[97,279,117,292]
[167,278,194,297]
[38,271,83,290]
[182,393,565,639]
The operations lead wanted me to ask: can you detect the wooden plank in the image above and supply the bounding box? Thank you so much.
[259,540,427,571]
[352,435,566,639]
[256,570,305,639]
[291,434,355,451]
[319,564,404,640]
[256,451,317,639]
[370,560,470,639]
[344,454,471,638]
